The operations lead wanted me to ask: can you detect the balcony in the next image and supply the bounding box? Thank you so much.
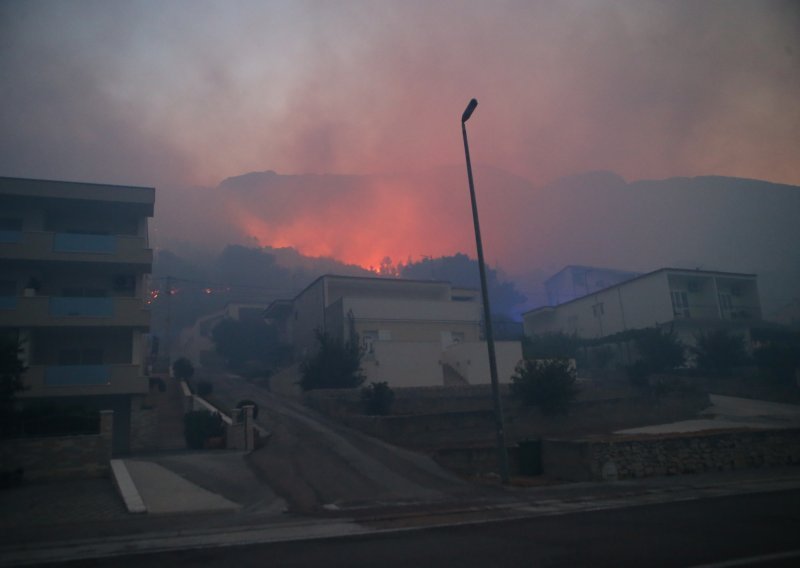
[0,296,150,327]
[0,230,151,266]
[53,232,116,254]
[21,364,148,397]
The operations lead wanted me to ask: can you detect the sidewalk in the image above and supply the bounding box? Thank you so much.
[2,465,799,567]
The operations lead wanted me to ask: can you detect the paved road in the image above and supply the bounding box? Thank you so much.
[206,375,484,512]
[41,489,800,567]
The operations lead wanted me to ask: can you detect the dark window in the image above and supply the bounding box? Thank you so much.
[58,348,103,365]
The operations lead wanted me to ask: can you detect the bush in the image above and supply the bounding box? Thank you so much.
[511,359,578,416]
[236,399,259,420]
[754,338,800,383]
[361,382,395,415]
[196,380,214,397]
[172,357,195,381]
[626,360,651,387]
[691,330,748,376]
[183,410,224,449]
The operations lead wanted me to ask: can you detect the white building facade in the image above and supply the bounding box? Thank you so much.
[266,275,522,388]
[524,268,762,347]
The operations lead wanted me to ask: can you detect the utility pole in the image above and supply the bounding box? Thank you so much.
[461,98,511,484]
[165,275,172,371]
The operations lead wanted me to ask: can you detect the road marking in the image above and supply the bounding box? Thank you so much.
[687,549,800,568]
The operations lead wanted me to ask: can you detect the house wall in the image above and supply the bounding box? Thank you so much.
[292,278,326,359]
[441,341,523,384]
[364,341,445,387]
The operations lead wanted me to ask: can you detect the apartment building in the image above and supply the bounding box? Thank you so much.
[0,177,154,453]
[524,267,762,347]
[266,275,522,388]
[544,265,640,306]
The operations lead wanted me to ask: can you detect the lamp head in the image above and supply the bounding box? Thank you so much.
[461,98,478,123]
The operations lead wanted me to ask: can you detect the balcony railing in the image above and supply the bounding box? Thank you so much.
[53,232,117,254]
[0,229,22,243]
[0,230,151,265]
[49,297,114,317]
[0,296,149,327]
[44,365,111,386]
[22,364,148,395]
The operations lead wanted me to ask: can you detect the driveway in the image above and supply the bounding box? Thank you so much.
[206,375,481,512]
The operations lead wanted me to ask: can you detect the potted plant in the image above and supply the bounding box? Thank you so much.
[23,277,41,297]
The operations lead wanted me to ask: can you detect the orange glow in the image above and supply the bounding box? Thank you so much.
[226,176,476,270]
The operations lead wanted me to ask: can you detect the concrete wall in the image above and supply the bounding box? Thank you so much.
[129,394,159,453]
[0,410,113,480]
[543,428,800,481]
[292,278,326,359]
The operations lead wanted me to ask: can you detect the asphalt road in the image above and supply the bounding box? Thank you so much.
[49,489,800,568]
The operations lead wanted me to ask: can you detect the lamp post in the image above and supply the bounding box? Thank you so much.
[461,98,510,484]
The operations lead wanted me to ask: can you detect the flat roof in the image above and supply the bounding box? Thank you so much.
[0,176,155,210]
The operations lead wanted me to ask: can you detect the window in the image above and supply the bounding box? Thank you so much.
[61,287,107,297]
[59,348,103,365]
[361,331,378,354]
[671,290,690,317]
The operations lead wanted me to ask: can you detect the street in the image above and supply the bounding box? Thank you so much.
[48,488,800,567]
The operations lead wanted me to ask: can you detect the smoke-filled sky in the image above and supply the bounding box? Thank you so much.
[1,1,799,279]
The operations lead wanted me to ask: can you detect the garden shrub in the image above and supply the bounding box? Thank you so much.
[511,359,578,416]
[361,382,395,416]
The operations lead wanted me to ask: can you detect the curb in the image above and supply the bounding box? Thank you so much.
[110,459,147,514]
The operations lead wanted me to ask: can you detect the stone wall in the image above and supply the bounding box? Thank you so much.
[304,384,507,418]
[332,390,710,450]
[129,395,159,453]
[0,410,113,481]
[543,428,800,482]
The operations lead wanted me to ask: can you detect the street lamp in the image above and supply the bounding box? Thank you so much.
[461,98,510,484]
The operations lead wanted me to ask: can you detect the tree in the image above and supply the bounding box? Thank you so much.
[361,382,395,415]
[400,253,526,318]
[753,330,800,383]
[212,318,289,375]
[511,359,578,416]
[691,329,749,376]
[172,357,195,381]
[633,327,685,374]
[300,330,365,391]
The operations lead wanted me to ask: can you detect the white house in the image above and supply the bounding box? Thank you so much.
[265,275,522,388]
